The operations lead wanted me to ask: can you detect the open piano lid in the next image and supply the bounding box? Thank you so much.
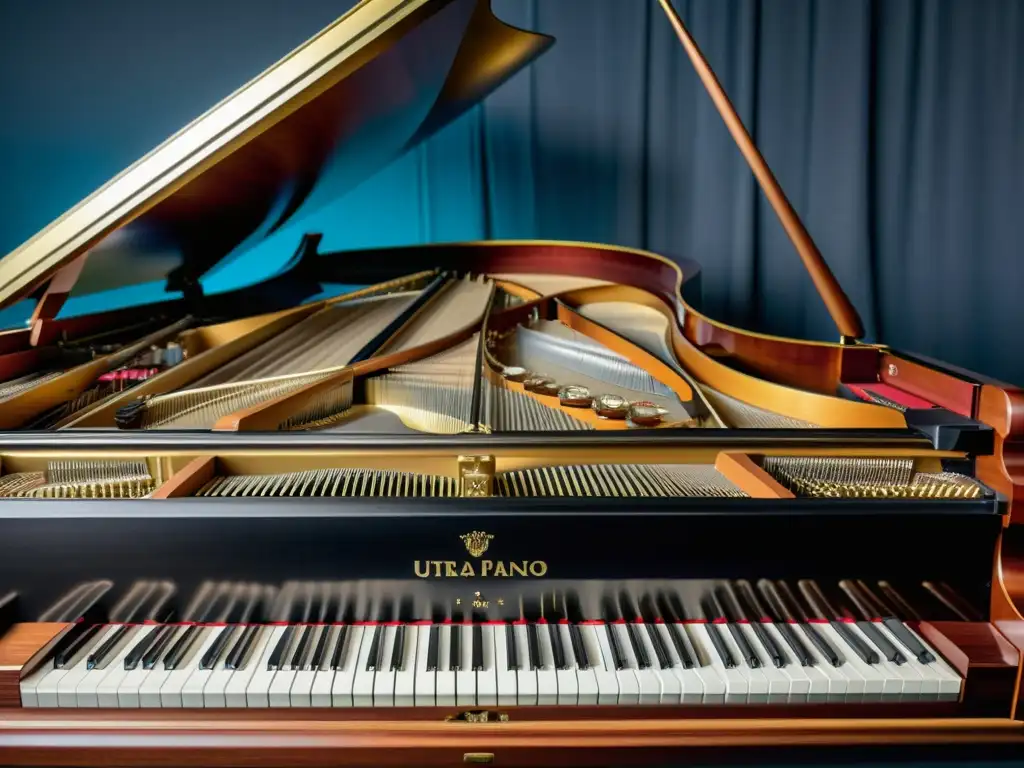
[0,0,552,313]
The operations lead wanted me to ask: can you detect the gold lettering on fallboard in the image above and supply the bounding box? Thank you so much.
[413,532,548,579]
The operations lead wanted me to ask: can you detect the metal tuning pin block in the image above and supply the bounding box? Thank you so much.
[627,401,669,428]
[592,393,630,419]
[557,385,592,408]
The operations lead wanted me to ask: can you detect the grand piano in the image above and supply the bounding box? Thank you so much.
[0,0,1022,764]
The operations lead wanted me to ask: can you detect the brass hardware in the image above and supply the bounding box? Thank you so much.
[459,455,494,498]
[464,754,495,764]
[447,710,509,724]
[460,530,495,557]
[888,363,899,377]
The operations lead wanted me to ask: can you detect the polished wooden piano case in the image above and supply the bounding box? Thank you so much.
[0,0,1022,765]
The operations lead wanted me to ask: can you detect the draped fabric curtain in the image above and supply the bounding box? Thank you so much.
[1,0,1021,382]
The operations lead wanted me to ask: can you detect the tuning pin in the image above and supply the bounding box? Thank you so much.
[501,366,530,382]
[627,401,670,428]
[592,393,629,419]
[523,375,560,396]
[558,384,593,408]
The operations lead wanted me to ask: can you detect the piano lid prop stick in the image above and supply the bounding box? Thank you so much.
[655,0,864,342]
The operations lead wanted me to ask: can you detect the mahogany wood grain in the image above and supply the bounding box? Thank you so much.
[975,383,1024,524]
[0,623,69,707]
[914,621,1020,716]
[992,621,1024,721]
[0,710,1021,767]
[880,353,977,418]
[151,456,217,498]
[714,453,793,498]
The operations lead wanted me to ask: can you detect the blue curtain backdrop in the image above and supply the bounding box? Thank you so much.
[0,0,1021,383]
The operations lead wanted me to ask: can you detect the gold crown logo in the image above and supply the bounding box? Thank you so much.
[460,530,494,558]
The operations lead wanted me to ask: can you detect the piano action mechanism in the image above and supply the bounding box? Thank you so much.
[0,0,1022,764]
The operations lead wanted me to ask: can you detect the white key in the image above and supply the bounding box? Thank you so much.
[414,625,435,706]
[97,626,157,708]
[860,623,926,701]
[494,625,518,706]
[372,626,398,707]
[737,623,788,703]
[310,626,340,707]
[677,624,725,704]
[394,626,418,706]
[290,625,329,707]
[838,623,893,702]
[898,624,962,701]
[74,625,141,708]
[35,627,108,707]
[203,626,252,708]
[512,624,537,705]
[655,623,702,704]
[761,623,812,703]
[352,626,378,707]
[716,624,768,704]
[435,625,456,707]
[564,624,599,705]
[798,623,847,702]
[612,624,660,704]
[819,623,869,702]
[691,624,746,704]
[330,625,364,707]
[477,626,498,706]
[547,625,578,705]
[220,627,272,708]
[268,626,303,707]
[535,623,560,705]
[455,625,476,706]
[138,627,189,708]
[581,624,618,705]
[55,626,120,707]
[595,624,638,704]
[634,622,680,704]
[245,625,288,708]
[160,628,220,707]
[181,625,236,708]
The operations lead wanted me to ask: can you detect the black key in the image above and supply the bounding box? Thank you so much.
[124,625,161,671]
[568,624,589,669]
[163,625,203,670]
[87,624,132,670]
[706,623,736,668]
[506,624,520,671]
[604,623,626,670]
[734,580,785,668]
[714,587,760,669]
[472,624,484,671]
[771,580,838,667]
[310,623,332,670]
[644,623,671,669]
[391,625,406,672]
[749,620,785,668]
[329,625,350,671]
[803,623,842,667]
[267,626,296,671]
[449,624,462,671]
[291,625,315,670]
[548,622,567,670]
[426,625,440,671]
[142,625,178,670]
[366,625,384,671]
[883,618,936,663]
[225,625,261,670]
[625,622,650,669]
[776,621,813,667]
[54,624,102,669]
[856,621,905,665]
[526,623,540,671]
[833,621,879,665]
[199,626,237,670]
[666,623,696,669]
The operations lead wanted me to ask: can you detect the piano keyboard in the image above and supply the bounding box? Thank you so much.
[18,616,961,709]
[17,578,964,708]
